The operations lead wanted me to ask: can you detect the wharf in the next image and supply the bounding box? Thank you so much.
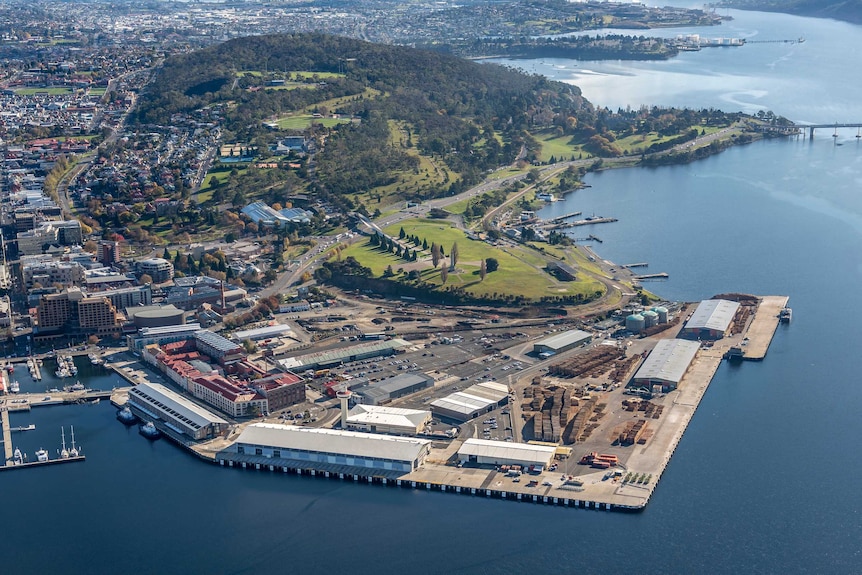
[2,389,112,412]
[743,296,789,360]
[0,455,85,472]
[1,408,12,464]
[164,296,789,512]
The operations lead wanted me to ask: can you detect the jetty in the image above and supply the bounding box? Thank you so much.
[622,263,648,269]
[1,408,12,464]
[742,295,789,360]
[3,389,112,412]
[568,216,617,227]
[633,272,668,280]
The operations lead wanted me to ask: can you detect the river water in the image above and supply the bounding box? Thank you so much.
[3,8,862,575]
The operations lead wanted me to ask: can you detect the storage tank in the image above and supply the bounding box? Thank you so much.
[652,306,669,324]
[642,310,658,328]
[626,313,645,333]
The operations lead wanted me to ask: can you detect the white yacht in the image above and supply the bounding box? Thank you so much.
[35,448,49,463]
[59,427,70,459]
[69,426,80,457]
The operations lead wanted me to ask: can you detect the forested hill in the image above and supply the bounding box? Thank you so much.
[722,0,862,25]
[134,33,595,198]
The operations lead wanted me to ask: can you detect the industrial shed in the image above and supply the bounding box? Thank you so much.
[430,381,509,422]
[345,405,432,435]
[630,339,701,392]
[230,424,431,472]
[352,373,434,406]
[458,438,556,469]
[681,299,740,340]
[277,339,410,371]
[533,329,592,356]
[128,382,229,440]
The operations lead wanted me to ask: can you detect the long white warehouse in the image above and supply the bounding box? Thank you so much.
[128,382,229,440]
[631,338,701,392]
[458,438,556,469]
[230,423,431,473]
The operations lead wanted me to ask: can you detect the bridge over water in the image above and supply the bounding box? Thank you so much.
[801,123,862,139]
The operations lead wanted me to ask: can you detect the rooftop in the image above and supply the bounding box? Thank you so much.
[685,299,740,332]
[129,381,228,430]
[632,339,701,384]
[235,423,431,462]
[534,329,592,351]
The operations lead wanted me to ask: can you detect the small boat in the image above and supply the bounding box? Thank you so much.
[9,380,19,393]
[35,448,49,463]
[139,421,161,439]
[69,425,80,457]
[69,381,85,392]
[780,307,792,323]
[59,427,70,459]
[117,406,137,425]
[6,364,13,373]
[13,447,23,464]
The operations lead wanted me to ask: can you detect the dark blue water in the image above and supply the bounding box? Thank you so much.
[4,8,862,575]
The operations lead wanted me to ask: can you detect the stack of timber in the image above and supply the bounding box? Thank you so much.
[549,347,627,378]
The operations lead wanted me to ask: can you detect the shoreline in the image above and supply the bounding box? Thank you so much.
[117,295,787,512]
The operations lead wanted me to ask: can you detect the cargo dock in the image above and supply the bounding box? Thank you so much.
[179,295,789,512]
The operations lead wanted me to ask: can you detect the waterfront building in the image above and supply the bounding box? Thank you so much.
[229,424,431,473]
[34,287,122,338]
[458,438,556,469]
[193,330,245,365]
[532,329,592,356]
[681,299,741,340]
[630,339,701,393]
[128,382,229,440]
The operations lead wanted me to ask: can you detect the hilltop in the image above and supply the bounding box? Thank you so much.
[720,0,862,25]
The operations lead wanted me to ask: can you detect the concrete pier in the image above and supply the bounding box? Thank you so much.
[743,296,789,360]
[1,408,12,465]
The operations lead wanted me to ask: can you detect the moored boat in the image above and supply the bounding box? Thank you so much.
[35,448,49,462]
[139,421,161,439]
[117,406,137,425]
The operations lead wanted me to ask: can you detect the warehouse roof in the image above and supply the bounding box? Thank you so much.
[235,423,431,462]
[231,323,294,341]
[347,405,430,429]
[458,438,556,466]
[534,329,592,351]
[462,381,508,402]
[430,391,497,416]
[129,382,228,430]
[632,339,700,384]
[685,299,740,332]
[277,339,410,370]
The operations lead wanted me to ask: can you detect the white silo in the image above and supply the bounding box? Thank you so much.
[652,306,669,324]
[642,310,658,328]
[337,390,352,429]
[626,313,645,333]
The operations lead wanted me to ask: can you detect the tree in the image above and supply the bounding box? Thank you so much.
[431,242,441,268]
[383,264,395,277]
[87,335,100,346]
[450,241,459,270]
[480,259,487,281]
[440,265,448,284]
[241,339,258,354]
[139,274,153,285]
[163,247,171,260]
[485,257,499,272]
[399,227,406,239]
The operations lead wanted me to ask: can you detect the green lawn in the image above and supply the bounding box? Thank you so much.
[14,87,74,95]
[335,218,603,300]
[534,130,588,162]
[274,114,352,130]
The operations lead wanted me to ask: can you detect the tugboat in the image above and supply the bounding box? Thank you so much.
[780,307,792,324]
[35,448,49,462]
[69,380,85,392]
[139,421,161,440]
[117,406,137,425]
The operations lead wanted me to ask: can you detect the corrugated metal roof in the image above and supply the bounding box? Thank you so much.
[463,381,508,402]
[430,391,497,415]
[235,423,430,462]
[277,339,410,370]
[534,329,592,351]
[129,382,228,429]
[458,438,556,466]
[685,299,740,332]
[347,405,430,429]
[633,339,700,384]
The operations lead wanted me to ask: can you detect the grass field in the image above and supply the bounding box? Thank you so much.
[534,130,589,162]
[339,218,605,300]
[14,87,74,95]
[274,114,352,130]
